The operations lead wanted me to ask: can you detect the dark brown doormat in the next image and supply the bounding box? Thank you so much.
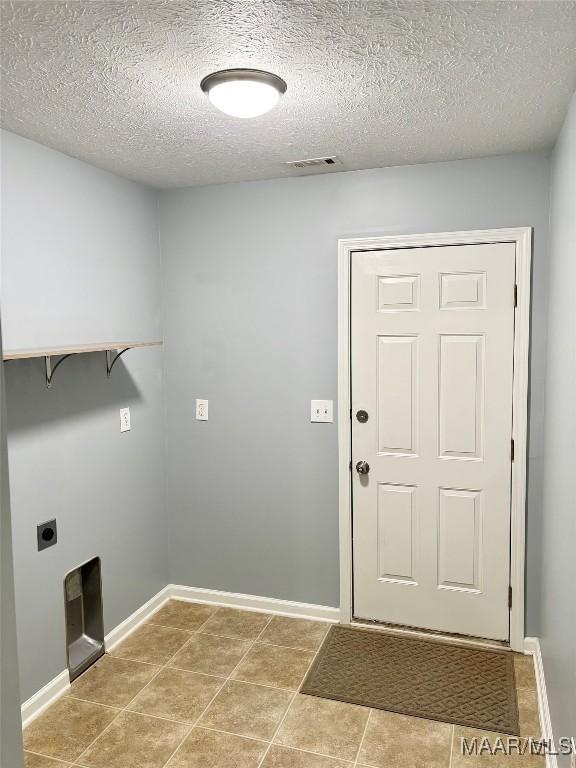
[300,625,519,734]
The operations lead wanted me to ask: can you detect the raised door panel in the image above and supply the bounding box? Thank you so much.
[378,275,420,311]
[377,336,418,456]
[377,484,417,585]
[440,272,486,309]
[439,335,484,459]
[437,488,481,593]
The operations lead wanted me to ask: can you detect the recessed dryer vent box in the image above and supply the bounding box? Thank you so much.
[64,557,104,681]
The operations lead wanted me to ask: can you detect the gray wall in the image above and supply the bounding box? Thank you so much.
[1,130,167,702]
[0,131,557,711]
[540,94,576,760]
[0,324,24,768]
[159,152,550,627]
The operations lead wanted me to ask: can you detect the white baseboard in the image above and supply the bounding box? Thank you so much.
[20,669,71,730]
[21,585,171,728]
[524,637,557,768]
[104,585,172,653]
[170,584,340,623]
[20,583,336,728]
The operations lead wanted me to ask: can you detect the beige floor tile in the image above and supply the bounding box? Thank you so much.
[68,654,159,707]
[514,654,537,691]
[109,623,190,665]
[518,688,541,738]
[23,697,118,762]
[260,617,329,651]
[199,680,293,740]
[168,633,252,677]
[274,693,369,762]
[128,667,225,723]
[200,608,271,640]
[232,642,314,690]
[452,727,546,767]
[148,600,216,631]
[357,710,452,768]
[77,711,188,768]
[24,754,73,767]
[166,727,267,767]
[262,745,351,767]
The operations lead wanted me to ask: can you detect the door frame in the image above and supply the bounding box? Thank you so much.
[337,227,532,652]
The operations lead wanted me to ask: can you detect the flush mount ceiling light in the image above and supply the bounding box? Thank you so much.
[200,69,287,119]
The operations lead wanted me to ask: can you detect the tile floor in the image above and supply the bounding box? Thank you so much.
[23,601,543,768]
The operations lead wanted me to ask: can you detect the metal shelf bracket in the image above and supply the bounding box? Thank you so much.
[4,341,160,388]
[105,348,131,378]
[45,354,73,389]
[44,347,131,388]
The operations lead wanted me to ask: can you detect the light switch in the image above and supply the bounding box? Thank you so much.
[311,400,333,423]
[196,399,209,421]
[120,408,131,432]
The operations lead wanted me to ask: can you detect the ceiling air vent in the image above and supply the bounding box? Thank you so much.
[285,156,342,174]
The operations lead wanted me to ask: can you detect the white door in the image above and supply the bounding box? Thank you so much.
[351,242,516,641]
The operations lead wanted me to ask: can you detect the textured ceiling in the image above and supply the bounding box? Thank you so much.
[1,1,576,188]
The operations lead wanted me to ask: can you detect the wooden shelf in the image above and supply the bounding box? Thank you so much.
[3,341,161,361]
[3,341,162,388]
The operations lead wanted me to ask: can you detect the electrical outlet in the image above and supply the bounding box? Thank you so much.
[120,407,131,432]
[310,399,333,423]
[196,399,209,421]
[37,519,57,551]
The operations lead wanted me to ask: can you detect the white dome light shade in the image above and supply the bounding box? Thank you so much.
[201,69,287,119]
[208,80,279,118]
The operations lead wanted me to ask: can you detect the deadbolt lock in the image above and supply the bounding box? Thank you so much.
[356,410,369,423]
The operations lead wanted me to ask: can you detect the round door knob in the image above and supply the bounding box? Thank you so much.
[356,410,369,423]
[356,460,370,475]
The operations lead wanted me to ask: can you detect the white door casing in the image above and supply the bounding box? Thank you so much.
[338,229,531,651]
